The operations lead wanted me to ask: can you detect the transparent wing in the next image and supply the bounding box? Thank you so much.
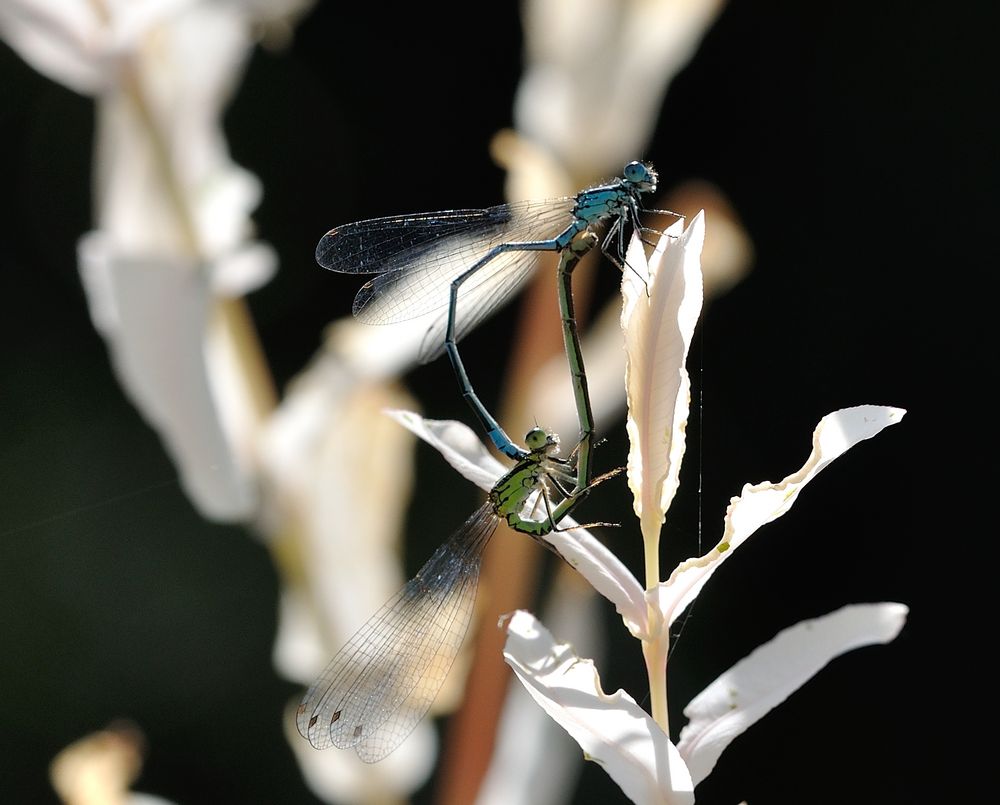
[413,246,542,363]
[296,503,499,762]
[316,198,578,324]
[316,207,514,274]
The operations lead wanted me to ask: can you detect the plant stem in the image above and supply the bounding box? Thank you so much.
[643,521,669,734]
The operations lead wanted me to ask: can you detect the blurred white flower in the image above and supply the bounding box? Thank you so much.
[49,722,177,805]
[510,0,727,182]
[0,0,311,95]
[0,0,314,520]
[257,344,442,801]
[260,354,418,684]
[0,0,193,94]
[77,240,262,519]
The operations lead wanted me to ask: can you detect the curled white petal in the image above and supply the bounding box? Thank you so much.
[385,409,506,492]
[503,610,694,805]
[648,405,907,634]
[480,578,605,805]
[677,602,908,785]
[622,213,705,544]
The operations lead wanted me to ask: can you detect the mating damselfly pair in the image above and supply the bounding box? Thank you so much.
[297,162,676,761]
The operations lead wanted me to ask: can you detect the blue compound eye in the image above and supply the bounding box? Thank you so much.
[623,161,657,191]
[624,161,646,181]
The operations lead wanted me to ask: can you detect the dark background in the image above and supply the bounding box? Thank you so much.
[1,1,963,803]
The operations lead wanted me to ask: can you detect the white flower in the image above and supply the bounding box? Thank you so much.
[390,215,907,803]
[502,602,907,803]
[49,723,178,805]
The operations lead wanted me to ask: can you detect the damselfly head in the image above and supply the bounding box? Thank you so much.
[524,427,559,453]
[623,161,657,193]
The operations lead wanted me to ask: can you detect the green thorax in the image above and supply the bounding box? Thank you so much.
[489,450,548,518]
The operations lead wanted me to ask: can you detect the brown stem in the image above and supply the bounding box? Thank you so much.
[434,244,599,805]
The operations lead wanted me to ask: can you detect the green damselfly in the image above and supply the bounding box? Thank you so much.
[295,425,618,762]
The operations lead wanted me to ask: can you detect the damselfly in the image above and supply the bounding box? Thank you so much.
[295,426,618,762]
[316,161,675,461]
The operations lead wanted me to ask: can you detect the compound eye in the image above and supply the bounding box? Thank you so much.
[524,427,546,449]
[623,160,657,192]
[623,161,645,181]
[524,427,555,450]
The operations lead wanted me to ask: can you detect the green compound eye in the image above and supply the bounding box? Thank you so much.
[524,427,555,450]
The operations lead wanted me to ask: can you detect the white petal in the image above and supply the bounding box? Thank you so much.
[540,527,647,634]
[256,350,358,509]
[192,165,265,260]
[208,241,277,297]
[479,578,605,805]
[0,1,110,93]
[49,723,178,805]
[322,315,436,379]
[385,409,506,491]
[622,214,705,544]
[271,588,328,686]
[651,406,907,631]
[78,232,255,520]
[0,0,194,95]
[86,3,266,262]
[503,611,694,805]
[515,0,726,175]
[677,603,908,785]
